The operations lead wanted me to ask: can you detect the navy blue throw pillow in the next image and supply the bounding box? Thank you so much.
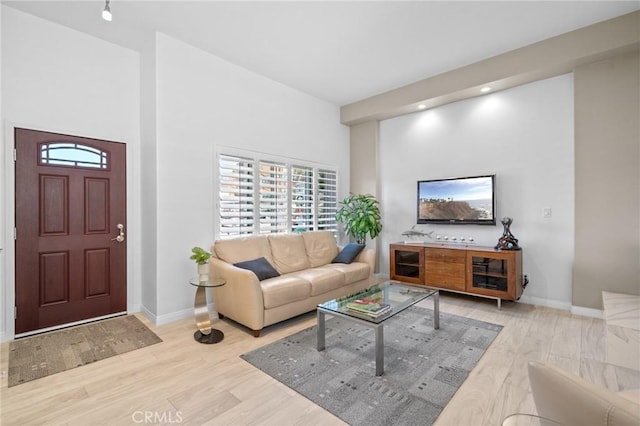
[332,243,365,264]
[234,257,280,281]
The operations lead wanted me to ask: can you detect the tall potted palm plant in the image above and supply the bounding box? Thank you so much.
[335,193,383,244]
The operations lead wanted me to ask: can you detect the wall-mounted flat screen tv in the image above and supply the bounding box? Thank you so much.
[417,174,496,225]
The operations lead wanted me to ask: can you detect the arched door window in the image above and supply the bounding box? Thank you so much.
[40,142,109,169]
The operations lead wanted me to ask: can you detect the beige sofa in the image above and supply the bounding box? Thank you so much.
[210,231,375,337]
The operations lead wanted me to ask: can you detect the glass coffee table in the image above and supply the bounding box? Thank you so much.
[317,280,439,376]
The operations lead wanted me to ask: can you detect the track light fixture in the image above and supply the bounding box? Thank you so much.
[102,0,112,22]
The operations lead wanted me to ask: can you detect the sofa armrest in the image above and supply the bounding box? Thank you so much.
[210,257,266,332]
[355,247,376,278]
[528,361,640,426]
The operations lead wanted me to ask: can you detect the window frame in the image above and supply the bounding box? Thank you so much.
[215,147,339,240]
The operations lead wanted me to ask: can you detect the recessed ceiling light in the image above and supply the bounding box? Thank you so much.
[417,104,427,110]
[480,86,491,93]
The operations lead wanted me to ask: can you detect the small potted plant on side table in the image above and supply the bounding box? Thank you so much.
[190,246,211,282]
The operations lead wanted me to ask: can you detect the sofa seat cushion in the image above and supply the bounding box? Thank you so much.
[289,268,345,296]
[319,262,370,284]
[261,275,311,309]
[302,231,339,267]
[214,235,274,265]
[268,233,311,274]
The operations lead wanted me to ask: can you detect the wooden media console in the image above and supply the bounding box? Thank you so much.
[390,242,524,308]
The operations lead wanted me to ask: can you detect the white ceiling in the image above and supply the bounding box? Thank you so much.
[3,1,639,105]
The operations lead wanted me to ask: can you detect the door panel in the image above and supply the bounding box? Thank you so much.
[15,128,127,334]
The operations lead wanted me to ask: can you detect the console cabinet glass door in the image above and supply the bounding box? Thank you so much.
[467,250,522,299]
[471,257,509,291]
[390,245,424,285]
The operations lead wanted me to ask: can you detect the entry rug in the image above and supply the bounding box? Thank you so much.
[241,306,502,426]
[8,315,162,387]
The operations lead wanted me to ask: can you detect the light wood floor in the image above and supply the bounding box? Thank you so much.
[1,292,639,426]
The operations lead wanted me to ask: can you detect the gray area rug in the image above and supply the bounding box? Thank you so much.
[9,315,162,387]
[241,306,502,426]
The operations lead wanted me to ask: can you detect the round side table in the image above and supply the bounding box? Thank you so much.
[189,277,226,344]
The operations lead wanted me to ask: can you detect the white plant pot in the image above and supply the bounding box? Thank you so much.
[197,263,209,283]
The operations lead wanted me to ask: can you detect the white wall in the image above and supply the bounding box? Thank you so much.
[379,74,575,308]
[152,34,349,323]
[1,6,141,340]
[0,3,4,340]
[139,35,159,316]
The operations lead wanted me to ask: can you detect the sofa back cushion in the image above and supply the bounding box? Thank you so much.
[268,233,310,274]
[302,231,339,267]
[213,235,274,265]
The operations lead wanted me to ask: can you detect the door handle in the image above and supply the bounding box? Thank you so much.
[111,224,125,242]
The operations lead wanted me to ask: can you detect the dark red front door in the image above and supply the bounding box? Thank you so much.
[15,128,127,334]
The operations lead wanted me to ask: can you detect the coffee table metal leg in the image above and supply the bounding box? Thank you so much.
[317,309,325,351]
[375,324,384,376]
[433,291,440,330]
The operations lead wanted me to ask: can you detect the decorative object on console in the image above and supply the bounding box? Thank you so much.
[335,193,382,244]
[401,225,434,243]
[190,246,212,282]
[434,235,475,246]
[495,217,520,250]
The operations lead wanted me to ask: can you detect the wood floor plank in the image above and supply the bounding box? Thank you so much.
[581,317,607,362]
[1,294,634,426]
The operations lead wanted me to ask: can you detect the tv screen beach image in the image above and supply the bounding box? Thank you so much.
[418,176,494,222]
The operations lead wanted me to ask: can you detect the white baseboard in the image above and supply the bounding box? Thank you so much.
[518,295,571,311]
[138,305,158,324]
[571,305,603,319]
[140,306,202,326]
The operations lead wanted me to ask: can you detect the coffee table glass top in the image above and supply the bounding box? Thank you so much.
[318,281,437,324]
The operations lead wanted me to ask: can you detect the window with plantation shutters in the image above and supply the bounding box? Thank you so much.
[218,154,255,238]
[259,161,289,234]
[217,150,338,239]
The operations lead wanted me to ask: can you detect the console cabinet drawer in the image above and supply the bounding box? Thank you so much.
[425,248,466,291]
